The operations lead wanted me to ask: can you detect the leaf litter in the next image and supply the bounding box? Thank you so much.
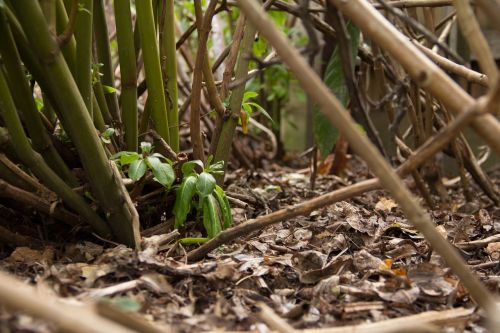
[1,164,500,332]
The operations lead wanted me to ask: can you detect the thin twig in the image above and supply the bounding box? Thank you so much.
[376,0,465,64]
[0,271,138,333]
[413,41,489,86]
[0,179,81,226]
[256,302,298,333]
[191,0,219,161]
[453,0,498,83]
[373,0,454,8]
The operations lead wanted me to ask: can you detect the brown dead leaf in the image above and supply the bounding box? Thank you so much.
[353,249,384,272]
[408,262,455,302]
[375,197,398,212]
[7,247,54,265]
[292,250,327,272]
[486,242,500,260]
[477,209,493,231]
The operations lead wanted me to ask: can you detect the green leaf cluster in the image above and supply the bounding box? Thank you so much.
[173,156,232,239]
[240,91,275,133]
[111,142,175,188]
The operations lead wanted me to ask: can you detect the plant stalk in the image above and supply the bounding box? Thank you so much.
[93,0,121,124]
[214,21,256,177]
[160,0,180,152]
[0,62,111,237]
[73,0,93,116]
[114,0,138,151]
[11,0,140,247]
[135,0,170,143]
[0,7,78,186]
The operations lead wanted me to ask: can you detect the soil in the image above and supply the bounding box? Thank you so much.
[1,160,499,332]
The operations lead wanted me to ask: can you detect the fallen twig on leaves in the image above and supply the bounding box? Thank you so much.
[0,270,160,333]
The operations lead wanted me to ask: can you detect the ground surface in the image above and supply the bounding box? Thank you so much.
[1,162,499,332]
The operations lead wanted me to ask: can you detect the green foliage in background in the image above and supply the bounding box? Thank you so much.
[314,23,360,159]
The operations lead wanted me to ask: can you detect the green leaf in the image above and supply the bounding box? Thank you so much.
[78,3,91,15]
[243,91,258,101]
[150,152,169,162]
[146,157,175,188]
[102,85,116,94]
[242,103,252,115]
[181,160,204,176]
[102,127,115,138]
[100,127,115,144]
[205,160,224,175]
[246,102,275,126]
[203,195,222,238]
[253,36,267,57]
[196,172,216,198]
[34,97,44,111]
[111,151,140,166]
[128,159,147,181]
[173,175,198,229]
[214,185,233,229]
[313,22,359,159]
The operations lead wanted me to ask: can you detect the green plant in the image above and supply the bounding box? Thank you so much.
[111,142,175,188]
[173,156,232,239]
[314,22,360,159]
[240,91,274,134]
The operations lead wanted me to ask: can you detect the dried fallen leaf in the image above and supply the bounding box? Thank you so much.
[375,197,398,212]
[486,242,500,260]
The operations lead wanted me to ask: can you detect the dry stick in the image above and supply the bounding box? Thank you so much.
[95,302,169,333]
[434,8,456,32]
[201,1,500,330]
[377,0,465,64]
[256,302,298,333]
[0,153,51,195]
[373,0,454,8]
[453,0,499,83]
[0,270,137,333]
[413,41,489,87]
[0,179,81,226]
[431,14,455,53]
[220,15,246,100]
[0,224,44,248]
[457,233,500,250]
[298,307,469,333]
[272,0,337,38]
[191,0,218,161]
[333,0,500,158]
[207,306,468,333]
